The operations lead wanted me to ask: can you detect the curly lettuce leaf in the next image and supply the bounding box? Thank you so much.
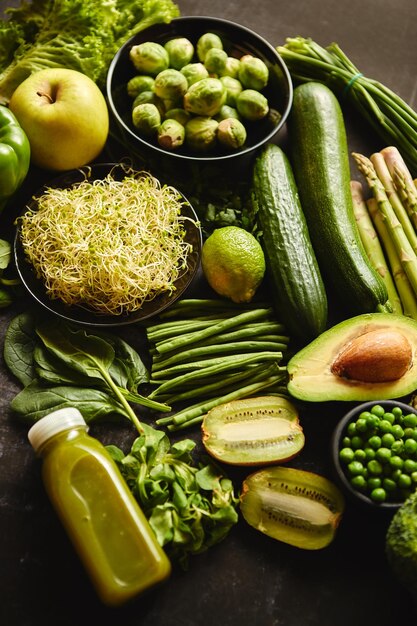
[0,0,180,104]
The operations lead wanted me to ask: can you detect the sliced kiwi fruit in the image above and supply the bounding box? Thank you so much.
[240,466,345,549]
[201,396,305,466]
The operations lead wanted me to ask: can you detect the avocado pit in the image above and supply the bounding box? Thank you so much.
[331,328,412,383]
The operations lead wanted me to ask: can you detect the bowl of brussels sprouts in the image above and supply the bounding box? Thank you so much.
[331,400,417,511]
[106,16,293,169]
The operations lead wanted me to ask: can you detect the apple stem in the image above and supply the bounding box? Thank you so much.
[36,90,54,104]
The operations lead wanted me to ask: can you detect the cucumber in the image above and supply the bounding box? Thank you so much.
[288,81,390,315]
[251,143,328,344]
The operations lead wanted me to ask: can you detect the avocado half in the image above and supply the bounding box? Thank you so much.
[287,313,417,402]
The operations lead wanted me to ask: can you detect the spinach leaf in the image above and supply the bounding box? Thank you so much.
[104,333,149,391]
[4,311,37,386]
[11,380,131,424]
[0,239,11,269]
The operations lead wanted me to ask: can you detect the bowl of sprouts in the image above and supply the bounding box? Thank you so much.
[106,16,293,168]
[14,162,202,327]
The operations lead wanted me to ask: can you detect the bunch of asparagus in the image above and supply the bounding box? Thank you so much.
[352,147,417,319]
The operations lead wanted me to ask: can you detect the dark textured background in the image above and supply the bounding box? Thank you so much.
[1,1,417,625]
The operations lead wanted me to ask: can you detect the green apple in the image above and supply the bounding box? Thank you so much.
[9,68,109,171]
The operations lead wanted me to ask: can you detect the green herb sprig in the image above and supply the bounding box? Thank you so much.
[107,423,239,569]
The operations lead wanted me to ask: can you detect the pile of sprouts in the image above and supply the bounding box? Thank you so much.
[18,169,196,316]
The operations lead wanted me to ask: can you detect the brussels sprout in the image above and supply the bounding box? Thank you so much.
[158,118,185,150]
[154,68,188,102]
[164,107,191,125]
[215,104,241,121]
[185,116,219,152]
[204,48,228,75]
[221,56,241,79]
[132,102,161,137]
[164,37,194,70]
[196,32,223,62]
[180,62,209,86]
[127,75,155,98]
[184,77,226,117]
[217,118,247,150]
[132,90,164,116]
[129,42,169,76]
[236,89,269,121]
[238,54,269,90]
[220,75,243,107]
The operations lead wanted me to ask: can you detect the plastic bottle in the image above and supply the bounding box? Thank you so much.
[28,407,171,606]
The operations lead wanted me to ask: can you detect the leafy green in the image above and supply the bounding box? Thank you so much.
[0,0,180,104]
[107,422,239,568]
[4,311,170,429]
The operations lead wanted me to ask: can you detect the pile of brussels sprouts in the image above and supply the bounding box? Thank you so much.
[126,32,277,153]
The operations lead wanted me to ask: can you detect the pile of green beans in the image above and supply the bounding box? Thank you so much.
[144,299,290,431]
[339,403,417,503]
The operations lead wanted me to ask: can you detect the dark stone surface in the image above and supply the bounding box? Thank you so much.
[1,1,417,625]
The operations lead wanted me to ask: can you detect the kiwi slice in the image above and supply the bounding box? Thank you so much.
[240,466,345,550]
[201,396,304,466]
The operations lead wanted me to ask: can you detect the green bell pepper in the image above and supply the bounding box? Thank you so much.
[0,105,30,212]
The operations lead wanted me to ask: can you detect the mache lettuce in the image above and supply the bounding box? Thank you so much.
[0,0,180,104]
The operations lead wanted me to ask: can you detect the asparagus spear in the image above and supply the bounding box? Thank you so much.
[350,180,402,314]
[370,152,417,254]
[353,152,417,297]
[380,146,417,229]
[367,197,417,320]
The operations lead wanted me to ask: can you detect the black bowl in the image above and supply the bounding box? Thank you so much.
[106,16,293,169]
[331,400,417,512]
[14,163,202,327]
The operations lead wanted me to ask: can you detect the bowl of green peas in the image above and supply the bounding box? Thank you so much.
[331,400,417,509]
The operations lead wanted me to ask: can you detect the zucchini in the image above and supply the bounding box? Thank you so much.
[251,143,328,344]
[288,81,390,315]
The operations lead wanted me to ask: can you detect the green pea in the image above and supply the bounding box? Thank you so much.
[370,487,386,502]
[366,415,380,430]
[367,477,382,490]
[391,468,402,481]
[350,475,367,490]
[368,435,382,450]
[392,424,405,439]
[403,413,417,428]
[381,433,395,448]
[392,406,404,419]
[364,447,376,461]
[403,459,417,474]
[351,435,365,449]
[367,459,383,475]
[411,471,417,483]
[403,428,415,439]
[371,405,385,418]
[339,447,355,464]
[379,420,393,434]
[347,422,357,436]
[391,440,404,455]
[384,412,396,425]
[404,438,417,455]
[342,436,352,447]
[375,447,391,463]
[355,417,368,433]
[382,477,397,493]
[390,455,404,470]
[347,461,365,476]
[354,449,367,462]
[398,473,412,489]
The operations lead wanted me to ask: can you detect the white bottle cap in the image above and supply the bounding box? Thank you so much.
[28,407,87,452]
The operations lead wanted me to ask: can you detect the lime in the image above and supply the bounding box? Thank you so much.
[201,226,265,303]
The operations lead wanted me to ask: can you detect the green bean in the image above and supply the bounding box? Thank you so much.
[151,342,285,373]
[149,353,284,398]
[154,308,274,355]
[157,362,281,407]
[157,298,269,319]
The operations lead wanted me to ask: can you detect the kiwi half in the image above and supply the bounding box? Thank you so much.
[240,466,345,549]
[201,396,304,466]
